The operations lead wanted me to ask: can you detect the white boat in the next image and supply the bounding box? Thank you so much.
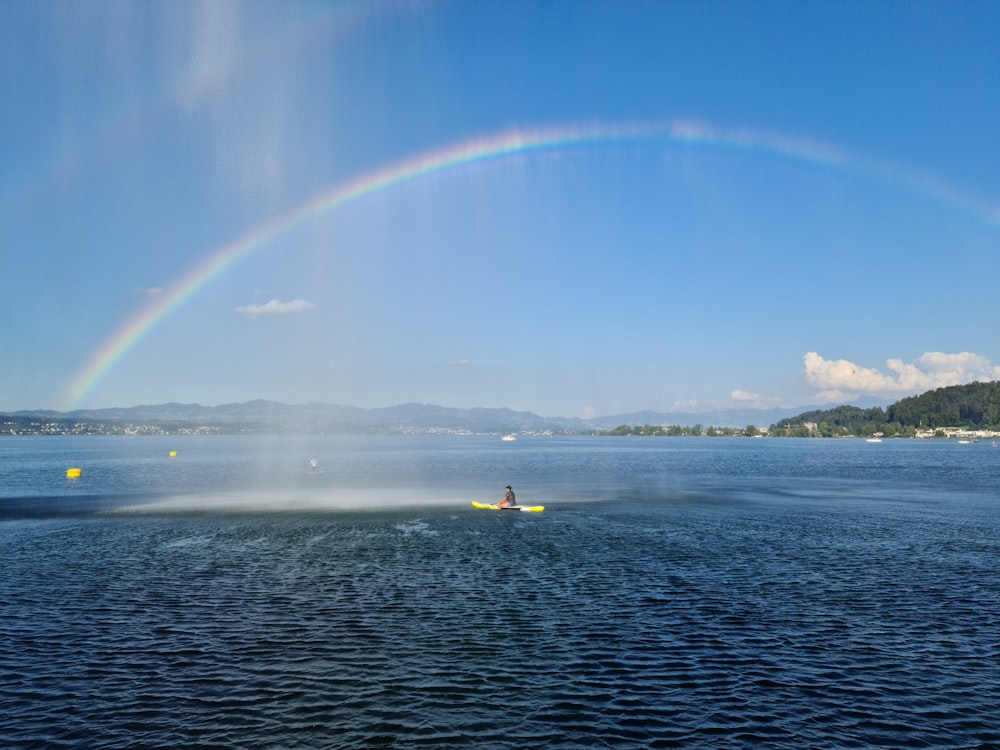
[866,438,882,443]
[501,434,517,442]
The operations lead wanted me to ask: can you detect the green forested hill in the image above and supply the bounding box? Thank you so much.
[772,381,1000,436]
[887,381,1000,429]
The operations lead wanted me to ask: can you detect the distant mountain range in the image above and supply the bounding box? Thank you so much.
[5,398,889,434]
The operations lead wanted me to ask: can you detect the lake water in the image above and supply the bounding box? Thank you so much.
[2,435,998,748]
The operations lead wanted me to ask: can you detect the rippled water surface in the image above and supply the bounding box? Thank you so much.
[2,436,998,748]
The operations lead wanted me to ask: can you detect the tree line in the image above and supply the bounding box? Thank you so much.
[772,380,1000,436]
[598,424,761,437]
[598,381,1000,438]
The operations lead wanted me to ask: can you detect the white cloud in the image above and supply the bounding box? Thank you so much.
[670,399,701,411]
[730,390,784,409]
[804,351,1000,401]
[235,298,316,319]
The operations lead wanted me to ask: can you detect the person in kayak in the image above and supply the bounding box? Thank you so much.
[499,485,516,508]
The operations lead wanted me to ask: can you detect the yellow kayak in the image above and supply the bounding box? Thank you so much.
[471,501,544,512]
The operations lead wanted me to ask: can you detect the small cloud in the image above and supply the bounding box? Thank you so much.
[671,399,701,411]
[235,298,317,319]
[139,287,163,298]
[450,359,474,367]
[803,351,1000,398]
[730,390,784,409]
[815,389,849,404]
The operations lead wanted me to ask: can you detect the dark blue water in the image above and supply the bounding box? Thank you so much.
[2,436,998,748]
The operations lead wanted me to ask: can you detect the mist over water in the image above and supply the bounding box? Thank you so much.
[5,433,996,515]
[2,436,999,748]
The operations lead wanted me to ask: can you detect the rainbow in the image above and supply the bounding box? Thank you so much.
[63,119,998,408]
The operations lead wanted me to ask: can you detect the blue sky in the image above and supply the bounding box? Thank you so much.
[2,0,998,418]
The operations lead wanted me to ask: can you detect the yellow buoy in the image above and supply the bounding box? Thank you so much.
[66,468,82,478]
[169,451,177,458]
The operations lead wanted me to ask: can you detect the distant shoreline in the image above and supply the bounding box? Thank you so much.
[2,421,998,440]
